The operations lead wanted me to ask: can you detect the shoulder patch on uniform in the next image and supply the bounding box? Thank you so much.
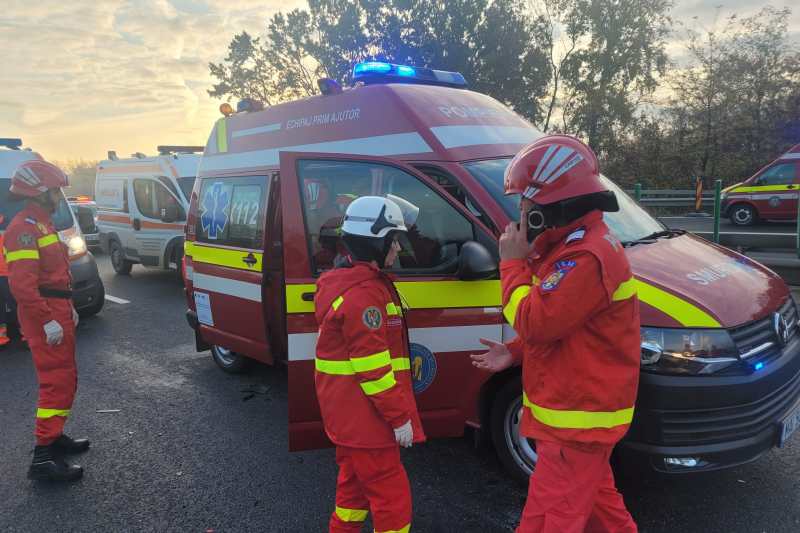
[18,233,35,247]
[24,217,37,225]
[565,229,585,244]
[541,260,576,292]
[555,259,576,270]
[362,306,382,329]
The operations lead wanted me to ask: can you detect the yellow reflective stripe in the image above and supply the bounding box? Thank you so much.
[37,234,59,248]
[395,280,500,309]
[635,280,721,327]
[332,296,344,311]
[188,243,262,271]
[5,249,39,262]
[523,392,632,430]
[316,355,407,375]
[391,358,410,371]
[336,506,368,522]
[216,118,228,153]
[612,277,637,302]
[376,524,410,533]
[315,358,354,375]
[386,302,401,316]
[184,241,194,257]
[503,284,531,327]
[287,280,502,314]
[36,408,71,419]
[360,370,396,396]
[351,350,391,373]
[732,184,793,193]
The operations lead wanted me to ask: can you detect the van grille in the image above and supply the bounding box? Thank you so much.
[658,366,800,445]
[729,298,798,367]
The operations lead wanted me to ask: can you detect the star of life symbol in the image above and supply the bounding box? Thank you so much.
[201,182,229,240]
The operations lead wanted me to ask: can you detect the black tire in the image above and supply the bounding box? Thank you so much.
[490,375,536,486]
[110,240,134,275]
[78,283,105,318]
[729,203,757,226]
[211,345,251,374]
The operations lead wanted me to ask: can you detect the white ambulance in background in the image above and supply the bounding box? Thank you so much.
[95,146,200,277]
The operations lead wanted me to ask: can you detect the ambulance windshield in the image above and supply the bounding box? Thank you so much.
[0,178,75,232]
[462,158,664,243]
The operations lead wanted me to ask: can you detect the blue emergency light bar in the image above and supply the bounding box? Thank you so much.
[0,138,22,150]
[353,62,468,89]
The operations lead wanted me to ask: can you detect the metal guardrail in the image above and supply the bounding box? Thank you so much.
[630,181,800,259]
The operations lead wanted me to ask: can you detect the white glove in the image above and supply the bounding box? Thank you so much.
[43,320,64,345]
[393,420,413,448]
[72,306,79,327]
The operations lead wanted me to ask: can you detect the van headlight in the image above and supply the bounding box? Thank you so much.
[67,235,87,257]
[640,327,739,375]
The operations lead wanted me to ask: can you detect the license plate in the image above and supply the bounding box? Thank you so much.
[779,405,800,447]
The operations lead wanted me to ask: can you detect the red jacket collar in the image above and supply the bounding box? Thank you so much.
[532,210,603,258]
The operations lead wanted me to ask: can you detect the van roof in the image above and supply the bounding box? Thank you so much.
[97,152,201,179]
[199,83,543,176]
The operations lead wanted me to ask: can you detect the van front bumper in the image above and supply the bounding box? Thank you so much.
[70,252,104,311]
[621,335,800,473]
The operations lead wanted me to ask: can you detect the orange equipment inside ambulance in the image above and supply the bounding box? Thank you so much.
[184,63,800,481]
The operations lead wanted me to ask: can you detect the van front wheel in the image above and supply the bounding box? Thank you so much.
[730,204,757,226]
[211,345,251,374]
[490,375,537,485]
[110,240,133,275]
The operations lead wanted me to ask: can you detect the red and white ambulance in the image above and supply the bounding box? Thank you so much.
[721,143,800,226]
[183,63,800,480]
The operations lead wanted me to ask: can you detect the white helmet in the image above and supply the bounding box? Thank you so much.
[341,196,408,238]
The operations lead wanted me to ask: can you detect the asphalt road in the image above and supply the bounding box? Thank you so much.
[661,216,797,235]
[1,255,800,532]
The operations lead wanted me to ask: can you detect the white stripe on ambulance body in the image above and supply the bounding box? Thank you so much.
[192,273,261,302]
[780,153,800,160]
[200,132,433,173]
[232,123,283,138]
[287,325,502,361]
[429,126,540,149]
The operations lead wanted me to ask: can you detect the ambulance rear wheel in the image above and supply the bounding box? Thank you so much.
[491,375,537,485]
[211,345,250,374]
[110,240,133,275]
[730,204,757,226]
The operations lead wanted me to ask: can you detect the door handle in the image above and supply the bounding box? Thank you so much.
[242,253,258,267]
[301,292,315,302]
[133,218,141,231]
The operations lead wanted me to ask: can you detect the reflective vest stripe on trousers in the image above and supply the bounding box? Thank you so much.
[36,408,71,419]
[335,506,368,522]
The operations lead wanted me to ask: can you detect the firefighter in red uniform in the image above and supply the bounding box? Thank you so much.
[472,136,640,532]
[4,160,89,482]
[314,196,425,533]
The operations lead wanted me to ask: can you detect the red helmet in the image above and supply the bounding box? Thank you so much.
[10,160,69,198]
[504,135,608,206]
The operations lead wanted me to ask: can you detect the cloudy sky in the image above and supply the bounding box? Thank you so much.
[1,0,797,162]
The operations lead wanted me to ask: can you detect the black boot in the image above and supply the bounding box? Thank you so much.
[52,434,91,455]
[28,445,83,482]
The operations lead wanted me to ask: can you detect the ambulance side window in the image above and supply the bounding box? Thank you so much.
[196,177,267,249]
[297,160,475,275]
[756,163,797,186]
[133,179,184,220]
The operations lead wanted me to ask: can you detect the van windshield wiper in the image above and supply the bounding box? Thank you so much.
[622,229,686,248]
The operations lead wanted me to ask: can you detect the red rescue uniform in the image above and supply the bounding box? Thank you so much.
[4,202,77,446]
[315,260,425,533]
[502,210,640,533]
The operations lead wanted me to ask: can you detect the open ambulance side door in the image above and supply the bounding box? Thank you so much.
[281,151,503,451]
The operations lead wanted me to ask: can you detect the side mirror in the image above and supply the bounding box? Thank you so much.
[457,241,498,281]
[162,204,179,223]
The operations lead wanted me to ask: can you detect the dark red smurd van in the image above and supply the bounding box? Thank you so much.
[182,62,800,480]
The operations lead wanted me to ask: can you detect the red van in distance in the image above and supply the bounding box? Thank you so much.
[183,63,800,481]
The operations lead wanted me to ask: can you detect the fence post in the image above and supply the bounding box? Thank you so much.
[713,179,722,244]
[634,183,642,203]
